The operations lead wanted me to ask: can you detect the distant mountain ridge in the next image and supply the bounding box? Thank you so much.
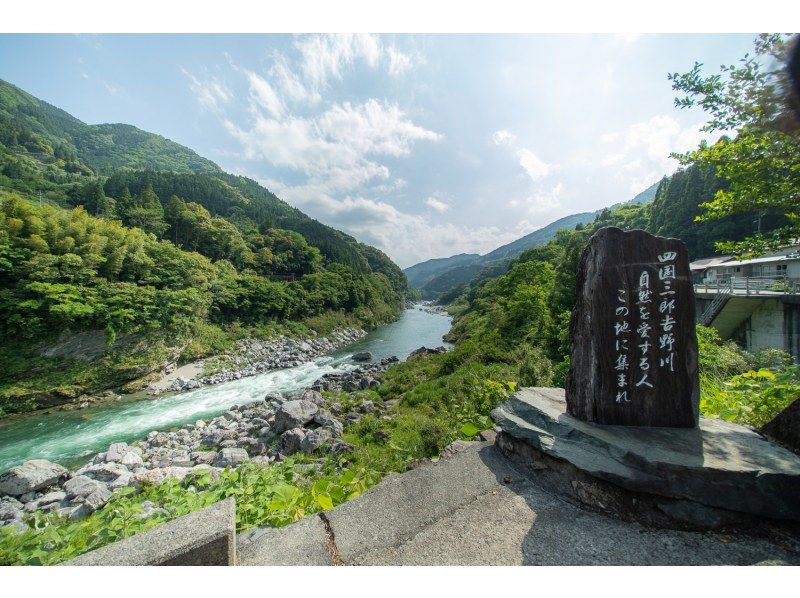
[405,181,659,298]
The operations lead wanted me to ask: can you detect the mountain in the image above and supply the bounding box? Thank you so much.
[0,79,409,414]
[0,80,221,174]
[404,253,480,289]
[405,182,660,299]
[0,79,403,283]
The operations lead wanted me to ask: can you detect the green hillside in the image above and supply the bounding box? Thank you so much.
[0,79,407,415]
[0,80,221,174]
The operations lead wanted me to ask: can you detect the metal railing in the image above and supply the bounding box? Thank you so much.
[694,275,800,297]
[699,285,731,326]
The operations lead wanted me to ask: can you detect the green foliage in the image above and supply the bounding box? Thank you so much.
[669,33,800,256]
[700,366,800,428]
[0,460,377,565]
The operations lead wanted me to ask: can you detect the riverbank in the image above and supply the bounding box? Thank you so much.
[148,328,366,394]
[0,358,398,532]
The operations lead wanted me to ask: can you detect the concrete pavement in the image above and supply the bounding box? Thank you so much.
[236,442,800,565]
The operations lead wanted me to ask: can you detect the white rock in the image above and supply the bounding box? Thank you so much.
[0,460,68,496]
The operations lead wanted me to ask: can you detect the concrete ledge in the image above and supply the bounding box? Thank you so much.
[237,513,331,565]
[61,498,236,566]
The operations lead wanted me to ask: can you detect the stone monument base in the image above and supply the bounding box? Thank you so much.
[491,387,800,530]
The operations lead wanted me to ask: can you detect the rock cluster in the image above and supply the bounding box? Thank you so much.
[0,358,398,533]
[311,357,398,392]
[155,328,367,393]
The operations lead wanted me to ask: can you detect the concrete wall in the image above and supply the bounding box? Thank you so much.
[61,498,236,566]
[746,299,787,354]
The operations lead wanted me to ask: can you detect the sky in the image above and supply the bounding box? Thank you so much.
[0,33,757,267]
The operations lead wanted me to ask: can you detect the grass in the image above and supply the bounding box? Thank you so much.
[0,351,518,565]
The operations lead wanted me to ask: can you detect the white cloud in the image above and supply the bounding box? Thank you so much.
[492,129,516,146]
[243,69,283,118]
[181,67,232,110]
[387,46,413,77]
[509,182,564,218]
[601,114,721,192]
[425,196,450,213]
[516,148,553,182]
[226,98,440,196]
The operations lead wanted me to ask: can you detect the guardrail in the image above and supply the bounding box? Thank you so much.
[694,275,800,297]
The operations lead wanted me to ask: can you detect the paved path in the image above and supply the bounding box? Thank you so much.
[237,442,800,566]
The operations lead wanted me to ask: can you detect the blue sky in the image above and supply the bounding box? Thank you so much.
[0,33,757,267]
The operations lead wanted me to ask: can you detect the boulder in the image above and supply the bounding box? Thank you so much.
[0,496,23,521]
[80,462,129,482]
[63,475,105,499]
[214,448,249,468]
[314,410,344,437]
[299,389,325,406]
[83,487,112,512]
[352,351,373,362]
[191,451,217,466]
[0,459,68,496]
[105,442,131,463]
[278,428,307,455]
[132,467,193,486]
[107,472,134,490]
[761,398,800,453]
[120,451,144,468]
[23,490,66,513]
[300,428,332,453]
[273,400,319,434]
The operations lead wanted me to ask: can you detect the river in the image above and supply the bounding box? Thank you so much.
[0,305,451,473]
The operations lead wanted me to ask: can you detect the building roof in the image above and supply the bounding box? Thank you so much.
[719,252,800,267]
[689,256,734,271]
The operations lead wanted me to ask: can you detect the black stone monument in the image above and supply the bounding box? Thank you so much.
[565,227,699,427]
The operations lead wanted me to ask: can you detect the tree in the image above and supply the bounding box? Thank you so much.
[125,182,168,237]
[82,180,108,216]
[669,33,800,256]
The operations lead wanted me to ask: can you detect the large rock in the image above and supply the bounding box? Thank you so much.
[79,462,129,482]
[761,398,800,452]
[278,428,307,455]
[64,475,106,499]
[352,351,373,362]
[214,448,249,468]
[565,227,699,427]
[23,490,66,512]
[84,486,112,512]
[491,387,800,521]
[314,410,344,436]
[105,442,131,463]
[300,428,332,453]
[0,460,68,496]
[273,400,319,434]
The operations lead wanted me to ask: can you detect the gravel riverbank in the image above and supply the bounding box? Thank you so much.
[0,355,397,533]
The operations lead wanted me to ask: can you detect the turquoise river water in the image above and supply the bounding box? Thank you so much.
[0,306,451,473]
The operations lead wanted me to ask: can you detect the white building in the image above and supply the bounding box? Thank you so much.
[691,246,800,362]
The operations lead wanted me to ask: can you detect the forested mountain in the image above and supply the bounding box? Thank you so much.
[648,166,787,258]
[0,79,407,415]
[406,182,659,299]
[404,253,481,289]
[0,80,221,174]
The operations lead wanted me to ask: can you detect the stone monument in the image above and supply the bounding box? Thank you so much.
[565,227,699,427]
[491,226,800,529]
